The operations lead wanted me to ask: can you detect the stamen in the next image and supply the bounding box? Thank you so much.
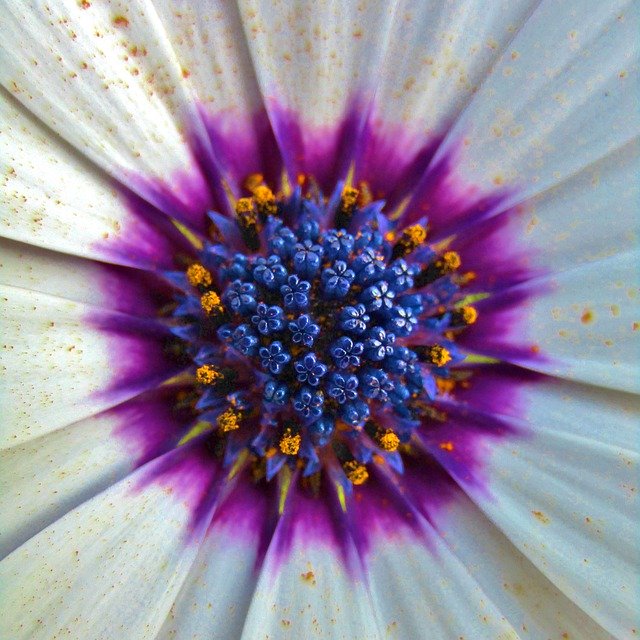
[457,305,478,325]
[279,428,302,455]
[377,429,400,452]
[235,197,260,251]
[343,460,369,485]
[196,364,222,385]
[391,224,428,260]
[252,184,277,219]
[415,250,461,287]
[186,263,212,288]
[429,345,452,367]
[217,408,242,432]
[335,186,359,229]
[200,291,224,315]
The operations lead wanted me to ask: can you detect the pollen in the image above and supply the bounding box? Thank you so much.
[429,345,452,367]
[200,291,223,315]
[235,197,255,217]
[439,441,454,451]
[196,364,222,385]
[279,429,301,455]
[392,224,428,259]
[344,460,369,485]
[253,185,277,217]
[217,408,241,432]
[440,251,461,272]
[341,186,359,209]
[436,377,456,394]
[186,263,212,288]
[378,429,400,452]
[460,305,478,325]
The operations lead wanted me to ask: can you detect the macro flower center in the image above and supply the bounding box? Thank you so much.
[169,179,478,491]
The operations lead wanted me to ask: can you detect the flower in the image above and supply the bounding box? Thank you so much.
[0,2,637,639]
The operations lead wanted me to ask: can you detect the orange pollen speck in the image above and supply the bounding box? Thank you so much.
[217,408,241,432]
[196,364,222,385]
[436,378,456,394]
[403,224,428,245]
[279,430,301,456]
[186,263,212,288]
[461,306,478,325]
[429,345,452,367]
[200,291,223,315]
[439,441,454,451]
[235,197,256,218]
[378,430,400,452]
[341,186,359,209]
[344,461,369,485]
[244,173,264,192]
[252,185,277,216]
[441,251,461,271]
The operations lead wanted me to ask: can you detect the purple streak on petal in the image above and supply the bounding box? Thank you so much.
[458,280,557,367]
[92,185,197,271]
[354,118,444,212]
[451,208,547,292]
[134,439,225,537]
[88,311,186,404]
[112,385,195,466]
[198,107,283,196]
[95,263,176,317]
[267,98,365,193]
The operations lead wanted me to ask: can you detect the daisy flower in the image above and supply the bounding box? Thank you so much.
[0,1,638,639]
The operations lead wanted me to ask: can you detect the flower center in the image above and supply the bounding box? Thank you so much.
[170,179,478,490]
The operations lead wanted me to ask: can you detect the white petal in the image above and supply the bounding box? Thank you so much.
[366,534,522,639]
[238,0,396,181]
[152,2,274,194]
[364,0,540,158]
[431,491,617,639]
[0,237,174,316]
[0,92,190,268]
[0,447,219,640]
[239,487,384,640]
[465,250,640,392]
[434,0,639,207]
[440,381,639,638]
[0,285,182,448]
[0,0,213,226]
[0,387,184,558]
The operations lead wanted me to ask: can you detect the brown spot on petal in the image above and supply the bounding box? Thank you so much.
[532,510,550,524]
[581,309,595,324]
[113,15,129,28]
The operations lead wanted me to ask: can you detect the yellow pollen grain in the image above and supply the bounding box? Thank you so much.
[235,197,254,214]
[217,408,241,432]
[461,305,478,324]
[436,377,456,394]
[341,186,359,209]
[196,364,222,385]
[253,184,277,216]
[244,173,264,192]
[378,430,400,452]
[439,441,454,451]
[441,251,461,271]
[186,263,212,288]
[404,224,428,245]
[429,345,452,367]
[200,291,223,315]
[279,430,301,456]
[344,460,369,485]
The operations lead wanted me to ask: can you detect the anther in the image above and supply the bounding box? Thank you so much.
[415,250,461,287]
[391,224,428,260]
[335,186,359,229]
[200,291,224,315]
[196,364,222,385]
[186,263,212,288]
[453,305,478,326]
[235,197,261,251]
[414,344,452,367]
[343,460,369,485]
[252,185,277,220]
[279,428,302,455]
[377,429,400,452]
[217,408,242,432]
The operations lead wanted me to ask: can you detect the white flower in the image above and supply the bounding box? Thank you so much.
[0,2,638,639]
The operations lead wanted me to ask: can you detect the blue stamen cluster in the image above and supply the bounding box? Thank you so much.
[169,184,472,483]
